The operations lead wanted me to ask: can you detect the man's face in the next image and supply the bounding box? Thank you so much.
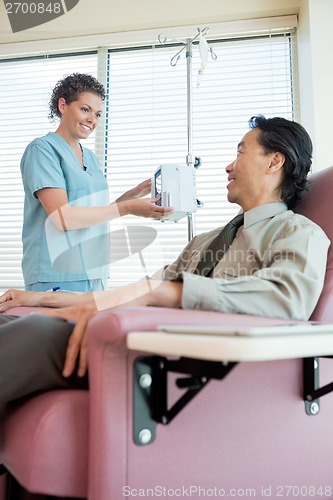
[226,128,278,211]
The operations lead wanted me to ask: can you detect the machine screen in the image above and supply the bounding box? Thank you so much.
[154,169,162,205]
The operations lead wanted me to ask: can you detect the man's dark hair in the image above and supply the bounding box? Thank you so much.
[249,115,313,210]
[49,73,106,121]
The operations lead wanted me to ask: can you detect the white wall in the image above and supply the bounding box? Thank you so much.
[298,0,333,170]
[0,0,301,43]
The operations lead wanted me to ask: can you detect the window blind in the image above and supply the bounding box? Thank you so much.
[105,32,297,285]
[0,53,98,289]
[0,28,297,290]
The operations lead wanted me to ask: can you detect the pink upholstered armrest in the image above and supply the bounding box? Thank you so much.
[86,306,293,344]
[6,304,293,332]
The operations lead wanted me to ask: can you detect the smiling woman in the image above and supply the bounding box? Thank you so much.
[20,73,173,293]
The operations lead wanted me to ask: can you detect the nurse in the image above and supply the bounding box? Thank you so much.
[21,73,172,292]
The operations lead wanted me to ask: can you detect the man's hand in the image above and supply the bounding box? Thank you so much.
[41,279,183,378]
[0,279,183,378]
[0,289,42,311]
[40,300,97,378]
[0,288,92,312]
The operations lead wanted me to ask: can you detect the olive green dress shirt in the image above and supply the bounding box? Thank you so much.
[156,203,330,321]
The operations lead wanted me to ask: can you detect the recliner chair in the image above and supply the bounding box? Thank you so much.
[1,165,333,500]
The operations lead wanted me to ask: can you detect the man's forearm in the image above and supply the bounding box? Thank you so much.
[40,291,94,308]
[89,279,183,312]
[0,289,94,311]
[0,280,183,314]
[146,280,183,308]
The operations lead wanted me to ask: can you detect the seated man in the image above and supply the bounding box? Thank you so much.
[0,115,330,405]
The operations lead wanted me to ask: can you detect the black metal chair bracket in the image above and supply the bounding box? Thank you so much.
[303,356,333,415]
[133,355,237,445]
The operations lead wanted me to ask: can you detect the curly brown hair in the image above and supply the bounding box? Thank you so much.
[48,73,106,121]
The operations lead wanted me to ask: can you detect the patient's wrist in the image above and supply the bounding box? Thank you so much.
[149,280,183,308]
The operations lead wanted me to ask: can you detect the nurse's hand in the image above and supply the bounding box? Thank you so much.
[116,178,151,202]
[128,178,152,198]
[124,197,174,219]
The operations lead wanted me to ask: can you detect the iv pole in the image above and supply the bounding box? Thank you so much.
[158,27,216,241]
[185,35,195,241]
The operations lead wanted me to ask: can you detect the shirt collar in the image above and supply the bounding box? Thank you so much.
[243,202,289,229]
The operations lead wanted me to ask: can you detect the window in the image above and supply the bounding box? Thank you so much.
[106,31,297,284]
[0,53,98,289]
[0,24,297,290]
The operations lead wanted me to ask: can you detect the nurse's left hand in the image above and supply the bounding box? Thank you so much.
[116,178,151,202]
[129,178,152,198]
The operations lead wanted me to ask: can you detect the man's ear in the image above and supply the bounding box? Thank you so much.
[268,152,285,173]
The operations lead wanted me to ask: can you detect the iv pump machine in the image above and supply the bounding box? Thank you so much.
[152,164,197,222]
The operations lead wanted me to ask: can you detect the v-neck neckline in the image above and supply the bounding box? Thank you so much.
[51,133,87,171]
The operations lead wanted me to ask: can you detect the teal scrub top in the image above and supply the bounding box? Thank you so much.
[21,132,110,286]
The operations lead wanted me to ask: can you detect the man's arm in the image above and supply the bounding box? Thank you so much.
[91,278,183,311]
[0,278,183,313]
[0,280,183,378]
[180,224,329,321]
[41,279,183,378]
[0,288,93,311]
